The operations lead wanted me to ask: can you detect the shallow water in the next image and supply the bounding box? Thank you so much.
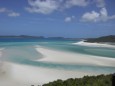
[0,38,115,73]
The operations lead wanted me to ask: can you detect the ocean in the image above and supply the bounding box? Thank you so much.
[0,38,115,73]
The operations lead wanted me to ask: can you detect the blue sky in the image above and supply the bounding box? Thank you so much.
[0,0,115,38]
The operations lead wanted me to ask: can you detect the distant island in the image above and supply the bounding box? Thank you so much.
[0,35,82,40]
[0,35,44,38]
[85,35,115,43]
[0,35,115,42]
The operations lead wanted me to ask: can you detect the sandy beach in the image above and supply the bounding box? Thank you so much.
[36,47,115,67]
[73,41,115,48]
[1,62,108,86]
[0,45,115,86]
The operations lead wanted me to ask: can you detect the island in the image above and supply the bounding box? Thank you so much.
[85,35,115,43]
[0,35,44,38]
[0,35,83,40]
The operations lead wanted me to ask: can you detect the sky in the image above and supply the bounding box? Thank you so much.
[0,0,115,38]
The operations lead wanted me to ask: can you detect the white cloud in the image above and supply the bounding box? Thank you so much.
[81,8,115,22]
[81,11,100,22]
[0,7,20,17]
[0,8,7,13]
[108,15,115,20]
[8,12,20,17]
[26,0,115,22]
[65,0,89,8]
[65,16,75,22]
[26,0,91,14]
[95,0,105,8]
[26,0,107,14]
[100,7,108,21]
[26,0,60,14]
[65,17,72,22]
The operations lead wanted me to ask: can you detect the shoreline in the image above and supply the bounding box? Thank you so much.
[0,62,112,86]
[72,41,115,48]
[36,47,115,67]
[0,46,115,86]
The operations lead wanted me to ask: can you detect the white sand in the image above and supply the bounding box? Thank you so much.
[73,41,115,48]
[0,47,115,86]
[36,47,115,67]
[1,62,108,86]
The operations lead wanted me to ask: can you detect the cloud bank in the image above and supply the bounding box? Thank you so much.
[25,0,115,22]
[26,0,91,14]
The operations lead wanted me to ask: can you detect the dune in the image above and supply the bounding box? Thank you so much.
[36,47,115,67]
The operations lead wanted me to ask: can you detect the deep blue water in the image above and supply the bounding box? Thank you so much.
[0,38,115,73]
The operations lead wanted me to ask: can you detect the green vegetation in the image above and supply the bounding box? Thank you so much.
[85,35,115,42]
[43,74,112,86]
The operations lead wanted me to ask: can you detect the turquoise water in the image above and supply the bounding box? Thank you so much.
[0,38,115,73]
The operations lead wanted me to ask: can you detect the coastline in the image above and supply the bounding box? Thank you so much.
[36,47,115,67]
[0,46,115,86]
[72,41,115,48]
[0,62,112,86]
